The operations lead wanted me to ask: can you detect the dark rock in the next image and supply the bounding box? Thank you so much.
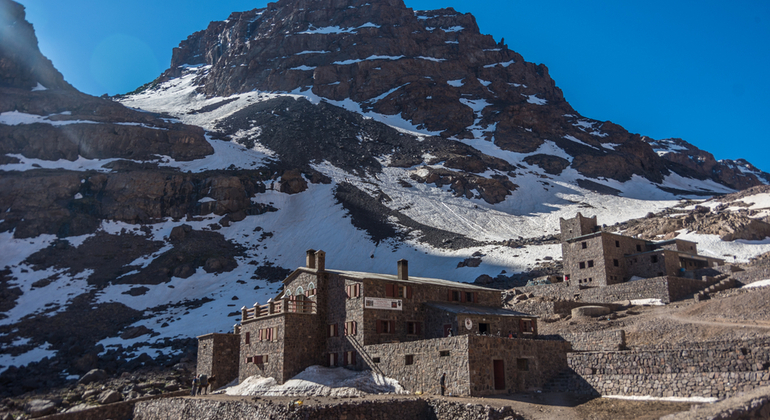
[98,389,121,405]
[77,368,107,385]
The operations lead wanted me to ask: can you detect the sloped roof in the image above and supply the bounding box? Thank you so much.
[290,267,497,292]
[426,302,535,318]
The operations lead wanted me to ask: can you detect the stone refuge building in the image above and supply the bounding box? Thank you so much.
[198,250,571,396]
[560,213,724,287]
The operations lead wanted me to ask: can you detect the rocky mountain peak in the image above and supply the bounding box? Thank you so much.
[0,0,72,90]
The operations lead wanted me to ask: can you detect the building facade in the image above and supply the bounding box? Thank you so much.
[198,250,567,396]
[560,213,724,287]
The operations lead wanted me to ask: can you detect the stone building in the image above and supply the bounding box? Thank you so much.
[560,213,724,287]
[198,250,570,396]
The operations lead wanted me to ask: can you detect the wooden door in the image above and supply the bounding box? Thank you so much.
[493,360,505,390]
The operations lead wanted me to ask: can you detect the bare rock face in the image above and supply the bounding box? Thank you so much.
[152,0,767,189]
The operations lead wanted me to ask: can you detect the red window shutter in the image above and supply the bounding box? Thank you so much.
[389,320,395,333]
[305,290,310,297]
[473,292,477,303]
[460,291,466,303]
[353,321,357,335]
[519,319,525,333]
[351,351,357,365]
[377,320,383,334]
[245,332,250,344]
[406,285,412,299]
[416,322,422,335]
[355,284,360,297]
[346,285,350,298]
[447,290,452,301]
[385,284,393,297]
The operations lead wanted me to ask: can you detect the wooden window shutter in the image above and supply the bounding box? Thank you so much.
[473,292,477,303]
[519,319,524,333]
[355,284,360,297]
[353,321,357,335]
[447,290,452,301]
[406,285,412,299]
[460,291,466,303]
[416,322,422,335]
[345,285,351,298]
[245,332,250,344]
[377,320,383,334]
[351,351,357,365]
[386,284,394,297]
[389,320,395,333]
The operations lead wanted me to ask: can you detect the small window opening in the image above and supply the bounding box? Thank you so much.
[439,350,450,357]
[479,323,490,334]
[517,358,529,371]
[405,355,414,365]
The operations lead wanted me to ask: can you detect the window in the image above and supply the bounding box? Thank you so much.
[246,356,253,363]
[328,353,338,367]
[386,284,412,298]
[651,255,658,263]
[377,320,395,334]
[259,327,276,341]
[405,355,414,365]
[613,259,619,267]
[439,350,450,357]
[245,331,250,344]
[406,321,422,335]
[587,260,594,268]
[254,355,268,365]
[327,323,339,337]
[465,291,475,303]
[306,282,316,297]
[615,240,620,248]
[517,358,529,371]
[520,319,535,334]
[636,244,642,252]
[372,357,381,363]
[581,241,587,249]
[345,321,357,336]
[450,290,461,301]
[296,286,304,296]
[346,284,361,298]
[479,323,490,334]
[344,351,357,366]
[579,262,586,269]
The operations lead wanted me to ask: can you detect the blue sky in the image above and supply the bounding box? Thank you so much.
[19,0,770,173]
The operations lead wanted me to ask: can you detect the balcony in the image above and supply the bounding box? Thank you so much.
[241,298,316,322]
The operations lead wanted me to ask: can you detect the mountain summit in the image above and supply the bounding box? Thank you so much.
[143,0,768,190]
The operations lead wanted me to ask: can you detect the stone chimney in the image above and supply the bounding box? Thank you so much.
[397,259,408,280]
[315,250,326,272]
[306,249,316,269]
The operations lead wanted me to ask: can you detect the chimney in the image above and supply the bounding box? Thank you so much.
[306,249,316,269]
[315,250,326,272]
[397,259,408,280]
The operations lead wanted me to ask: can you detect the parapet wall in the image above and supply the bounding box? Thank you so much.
[39,391,189,420]
[560,339,770,399]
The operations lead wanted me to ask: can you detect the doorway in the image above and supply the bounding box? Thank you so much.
[493,359,505,390]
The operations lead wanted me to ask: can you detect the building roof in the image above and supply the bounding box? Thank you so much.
[289,267,497,292]
[425,302,536,318]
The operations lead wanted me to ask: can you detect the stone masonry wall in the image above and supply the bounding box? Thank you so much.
[466,335,571,396]
[560,330,625,351]
[363,336,471,396]
[239,315,285,382]
[518,276,718,304]
[197,333,240,388]
[562,341,770,399]
[506,299,617,316]
[133,396,525,420]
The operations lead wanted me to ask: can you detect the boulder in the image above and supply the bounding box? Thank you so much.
[98,389,122,405]
[77,368,107,385]
[25,399,56,418]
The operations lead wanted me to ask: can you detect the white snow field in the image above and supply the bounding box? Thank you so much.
[224,366,405,397]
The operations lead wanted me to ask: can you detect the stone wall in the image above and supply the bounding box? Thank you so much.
[364,336,471,396]
[133,396,525,420]
[560,339,770,399]
[517,276,717,304]
[239,315,285,382]
[362,335,570,397]
[506,299,617,316]
[40,390,188,420]
[197,333,240,388]
[560,329,625,351]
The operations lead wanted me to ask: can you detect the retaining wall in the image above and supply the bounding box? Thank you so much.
[517,276,718,304]
[559,339,770,399]
[560,330,626,351]
[133,396,524,420]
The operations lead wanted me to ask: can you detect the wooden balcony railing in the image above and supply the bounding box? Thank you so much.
[241,298,316,321]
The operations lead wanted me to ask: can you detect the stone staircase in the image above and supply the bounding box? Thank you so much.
[694,274,736,301]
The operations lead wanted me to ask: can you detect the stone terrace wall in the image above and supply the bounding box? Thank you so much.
[563,342,770,399]
[134,396,524,420]
[517,276,718,304]
[507,299,616,316]
[40,390,189,420]
[560,330,626,351]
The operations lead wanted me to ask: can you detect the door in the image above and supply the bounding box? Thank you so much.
[493,360,505,390]
[443,324,452,337]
